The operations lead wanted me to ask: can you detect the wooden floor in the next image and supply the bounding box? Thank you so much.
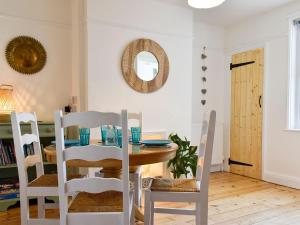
[1,172,300,225]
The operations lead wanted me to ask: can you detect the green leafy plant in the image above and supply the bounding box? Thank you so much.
[167,133,198,179]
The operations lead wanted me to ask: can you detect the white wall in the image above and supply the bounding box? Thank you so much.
[191,20,225,166]
[0,0,72,121]
[225,1,300,188]
[86,0,193,137]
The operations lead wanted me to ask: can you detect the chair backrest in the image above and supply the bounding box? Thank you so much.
[128,112,142,130]
[54,110,130,225]
[11,112,44,188]
[196,111,216,195]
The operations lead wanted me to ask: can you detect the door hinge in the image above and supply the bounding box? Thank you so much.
[228,158,253,167]
[230,61,255,70]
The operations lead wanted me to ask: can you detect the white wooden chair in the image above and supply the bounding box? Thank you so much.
[54,110,134,225]
[11,112,59,225]
[144,110,216,225]
[128,112,143,208]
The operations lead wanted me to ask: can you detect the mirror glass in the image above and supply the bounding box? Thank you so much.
[134,51,159,81]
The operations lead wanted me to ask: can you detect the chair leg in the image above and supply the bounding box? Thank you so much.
[130,199,135,225]
[20,194,29,225]
[144,190,152,225]
[59,196,68,225]
[150,200,154,225]
[134,172,141,208]
[140,175,143,205]
[37,196,45,218]
[196,201,208,225]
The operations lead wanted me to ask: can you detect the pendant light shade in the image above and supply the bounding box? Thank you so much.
[188,0,226,9]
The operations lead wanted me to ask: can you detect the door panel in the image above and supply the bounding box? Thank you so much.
[230,49,264,179]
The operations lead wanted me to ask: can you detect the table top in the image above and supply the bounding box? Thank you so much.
[44,143,177,169]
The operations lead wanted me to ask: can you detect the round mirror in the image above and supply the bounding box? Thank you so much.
[122,39,169,93]
[134,51,159,81]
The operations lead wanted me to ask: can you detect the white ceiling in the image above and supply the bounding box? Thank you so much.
[163,0,297,27]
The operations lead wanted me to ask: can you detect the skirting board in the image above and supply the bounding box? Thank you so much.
[211,164,223,172]
[263,171,300,189]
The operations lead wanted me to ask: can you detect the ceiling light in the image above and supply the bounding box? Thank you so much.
[188,0,226,9]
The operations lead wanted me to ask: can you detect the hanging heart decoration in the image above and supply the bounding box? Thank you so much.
[201,46,207,107]
[201,53,207,59]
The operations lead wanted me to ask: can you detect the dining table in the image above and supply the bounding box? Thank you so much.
[43,141,177,222]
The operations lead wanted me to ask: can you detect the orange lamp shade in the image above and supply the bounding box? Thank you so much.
[0,84,15,114]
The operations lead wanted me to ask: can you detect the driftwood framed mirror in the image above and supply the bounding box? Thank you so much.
[121,39,169,93]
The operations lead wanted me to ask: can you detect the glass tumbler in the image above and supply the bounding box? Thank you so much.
[105,125,117,146]
[79,128,90,146]
[117,128,123,147]
[131,127,141,144]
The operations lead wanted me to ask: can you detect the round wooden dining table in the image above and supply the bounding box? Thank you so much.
[43,142,177,222]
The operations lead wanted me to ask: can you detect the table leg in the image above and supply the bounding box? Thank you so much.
[134,205,144,222]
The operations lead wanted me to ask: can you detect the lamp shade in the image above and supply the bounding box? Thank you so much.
[0,84,15,115]
[188,0,226,9]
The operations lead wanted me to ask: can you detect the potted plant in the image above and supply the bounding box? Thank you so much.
[167,133,198,179]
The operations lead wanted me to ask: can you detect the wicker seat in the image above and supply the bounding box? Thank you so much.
[69,191,124,213]
[151,178,200,192]
[28,174,58,187]
[28,174,81,187]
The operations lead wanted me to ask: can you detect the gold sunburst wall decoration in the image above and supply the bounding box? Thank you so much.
[5,36,47,75]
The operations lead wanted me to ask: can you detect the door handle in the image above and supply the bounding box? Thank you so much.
[259,95,262,108]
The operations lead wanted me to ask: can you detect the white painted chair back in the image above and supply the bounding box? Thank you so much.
[144,111,216,225]
[11,112,44,188]
[196,119,208,181]
[128,112,142,132]
[55,110,130,225]
[128,112,143,207]
[196,111,216,194]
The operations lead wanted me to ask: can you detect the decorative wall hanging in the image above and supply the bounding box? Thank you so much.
[201,46,207,106]
[121,38,169,93]
[5,36,47,75]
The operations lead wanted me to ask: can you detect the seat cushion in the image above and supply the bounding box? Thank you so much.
[69,191,123,213]
[28,174,81,187]
[150,178,200,192]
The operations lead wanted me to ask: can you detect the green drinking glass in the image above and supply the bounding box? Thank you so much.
[131,127,141,144]
[79,128,90,146]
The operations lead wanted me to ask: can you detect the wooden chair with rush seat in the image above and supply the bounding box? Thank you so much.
[11,112,59,225]
[54,110,134,225]
[144,110,216,225]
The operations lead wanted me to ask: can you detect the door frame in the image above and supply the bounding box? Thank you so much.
[224,43,268,181]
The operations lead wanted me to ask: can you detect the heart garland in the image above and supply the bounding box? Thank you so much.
[201,46,207,106]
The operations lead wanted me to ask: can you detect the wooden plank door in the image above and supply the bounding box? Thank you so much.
[230,48,264,179]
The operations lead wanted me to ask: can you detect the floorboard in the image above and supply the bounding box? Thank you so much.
[1,172,300,225]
